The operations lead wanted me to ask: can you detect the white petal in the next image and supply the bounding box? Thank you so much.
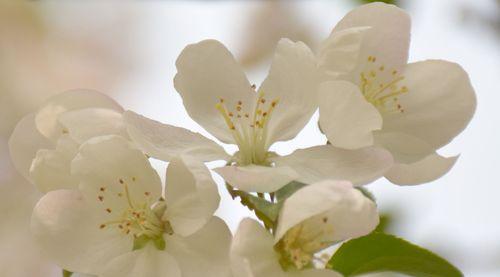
[30,136,79,192]
[58,108,127,144]
[101,244,181,277]
[332,2,411,74]
[275,180,379,244]
[164,157,220,237]
[374,131,434,164]
[35,90,123,141]
[165,217,232,277]
[383,60,477,149]
[319,81,382,149]
[124,110,228,162]
[31,189,132,275]
[231,218,285,277]
[214,164,299,193]
[72,135,162,212]
[258,38,318,144]
[8,113,53,181]
[174,39,256,144]
[273,145,393,186]
[318,26,371,79]
[385,153,459,186]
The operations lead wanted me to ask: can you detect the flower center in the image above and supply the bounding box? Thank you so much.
[97,178,170,240]
[216,91,279,166]
[359,55,408,114]
[275,218,335,271]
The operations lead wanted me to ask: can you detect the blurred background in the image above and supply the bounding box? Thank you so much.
[0,0,498,276]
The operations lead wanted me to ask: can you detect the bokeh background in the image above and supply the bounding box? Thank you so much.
[0,0,498,276]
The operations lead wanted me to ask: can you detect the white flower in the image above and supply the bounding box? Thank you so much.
[9,90,127,192]
[31,135,231,277]
[317,3,476,185]
[230,181,378,277]
[124,38,393,192]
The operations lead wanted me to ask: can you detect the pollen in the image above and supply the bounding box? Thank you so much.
[215,92,279,165]
[359,55,408,114]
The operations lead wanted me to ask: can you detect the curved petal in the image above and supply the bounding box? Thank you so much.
[165,217,232,277]
[31,189,132,275]
[72,135,162,212]
[174,39,256,144]
[383,60,477,149]
[275,180,379,245]
[164,157,220,237]
[58,108,127,144]
[231,218,285,277]
[35,90,123,141]
[273,145,393,186]
[319,81,382,149]
[8,113,53,181]
[101,244,181,277]
[332,2,411,76]
[30,136,79,192]
[374,131,434,164]
[385,153,459,186]
[317,26,371,79]
[124,111,228,162]
[214,164,299,193]
[258,38,318,144]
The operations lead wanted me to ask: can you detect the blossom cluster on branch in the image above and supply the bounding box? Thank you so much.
[8,3,475,277]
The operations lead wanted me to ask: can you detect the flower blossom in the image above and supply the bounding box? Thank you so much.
[9,90,127,192]
[31,135,231,277]
[230,181,378,276]
[124,37,393,192]
[317,3,476,185]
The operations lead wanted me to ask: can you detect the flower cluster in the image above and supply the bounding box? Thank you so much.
[8,3,475,277]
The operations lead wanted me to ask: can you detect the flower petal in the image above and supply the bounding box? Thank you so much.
[214,164,299,193]
[31,189,132,275]
[374,131,434,164]
[164,157,220,237]
[385,153,459,186]
[174,39,256,144]
[258,38,318,144]
[275,180,378,244]
[332,2,411,74]
[124,111,228,162]
[273,145,393,186]
[8,113,53,181]
[231,218,285,277]
[30,135,79,192]
[383,60,477,149]
[58,108,127,144]
[165,217,232,277]
[319,81,382,149]
[72,135,162,212]
[101,244,181,277]
[35,90,123,141]
[317,26,371,79]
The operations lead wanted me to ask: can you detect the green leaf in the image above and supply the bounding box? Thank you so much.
[62,269,73,277]
[274,181,307,202]
[327,232,463,277]
[226,184,280,230]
